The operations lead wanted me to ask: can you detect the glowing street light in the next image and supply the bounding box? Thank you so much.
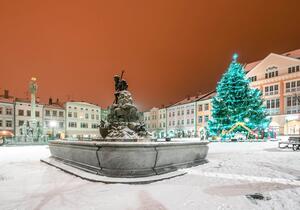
[49,120,58,139]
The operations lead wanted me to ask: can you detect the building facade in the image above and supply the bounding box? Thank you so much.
[144,49,300,137]
[65,102,101,138]
[245,49,300,135]
[166,96,198,138]
[196,92,215,139]
[0,91,14,135]
[14,99,44,136]
[43,99,65,138]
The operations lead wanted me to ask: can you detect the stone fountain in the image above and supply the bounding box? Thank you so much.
[44,72,209,182]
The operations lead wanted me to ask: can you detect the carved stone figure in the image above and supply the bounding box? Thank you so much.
[99,71,150,140]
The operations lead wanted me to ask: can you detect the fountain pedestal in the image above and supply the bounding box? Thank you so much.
[47,140,209,178]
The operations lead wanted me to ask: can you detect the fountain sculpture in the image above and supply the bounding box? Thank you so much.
[44,72,209,182]
[99,71,150,140]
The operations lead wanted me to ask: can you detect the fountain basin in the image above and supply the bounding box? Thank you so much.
[47,140,209,178]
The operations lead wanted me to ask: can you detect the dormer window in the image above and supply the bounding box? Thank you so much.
[265,66,278,79]
[249,76,257,82]
[288,65,300,74]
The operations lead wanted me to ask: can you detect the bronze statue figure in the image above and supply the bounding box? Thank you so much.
[99,71,150,140]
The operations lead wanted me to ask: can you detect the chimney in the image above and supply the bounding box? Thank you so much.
[56,98,59,104]
[49,97,53,105]
[4,90,9,98]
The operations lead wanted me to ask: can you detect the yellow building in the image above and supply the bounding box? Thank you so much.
[196,91,215,139]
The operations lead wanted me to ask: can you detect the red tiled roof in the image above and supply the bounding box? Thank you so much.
[0,97,14,103]
[168,90,216,107]
[44,103,64,109]
[282,49,300,59]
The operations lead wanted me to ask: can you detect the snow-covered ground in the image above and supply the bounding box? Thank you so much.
[0,142,299,210]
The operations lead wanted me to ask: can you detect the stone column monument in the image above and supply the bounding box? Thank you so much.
[19,77,44,142]
[29,77,37,123]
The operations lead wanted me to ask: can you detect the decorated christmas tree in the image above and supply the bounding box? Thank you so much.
[208,54,270,137]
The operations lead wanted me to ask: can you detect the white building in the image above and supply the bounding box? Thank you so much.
[65,101,101,139]
[0,90,14,134]
[43,98,65,138]
[15,98,43,136]
[157,108,167,138]
[166,96,198,138]
[144,107,158,137]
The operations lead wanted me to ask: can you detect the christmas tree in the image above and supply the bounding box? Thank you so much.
[208,54,270,137]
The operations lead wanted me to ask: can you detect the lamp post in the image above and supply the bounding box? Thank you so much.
[49,120,58,140]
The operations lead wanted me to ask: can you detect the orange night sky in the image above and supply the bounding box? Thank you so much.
[0,0,300,110]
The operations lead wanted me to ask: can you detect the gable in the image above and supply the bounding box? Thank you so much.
[246,53,300,80]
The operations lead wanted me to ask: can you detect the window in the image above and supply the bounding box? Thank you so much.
[191,109,194,114]
[191,119,194,124]
[198,116,203,123]
[0,107,2,115]
[265,70,278,79]
[74,112,78,118]
[80,123,88,128]
[264,84,279,95]
[266,98,280,115]
[96,115,99,120]
[204,115,209,122]
[172,121,175,126]
[45,110,50,116]
[204,104,209,111]
[187,119,190,124]
[68,122,77,128]
[169,112,171,117]
[181,110,184,115]
[163,114,166,118]
[68,112,72,117]
[6,108,12,115]
[36,111,40,117]
[286,80,300,93]
[53,111,57,117]
[27,110,31,117]
[249,76,257,82]
[288,66,300,74]
[0,120,2,127]
[19,120,24,126]
[59,111,64,117]
[177,111,180,116]
[163,122,166,127]
[172,112,175,117]
[169,121,171,126]
[85,113,89,119]
[181,120,184,125]
[6,120,12,128]
[198,105,203,112]
[92,124,98,129]
[59,122,64,128]
[187,109,190,115]
[91,114,95,120]
[18,110,24,116]
[177,120,180,125]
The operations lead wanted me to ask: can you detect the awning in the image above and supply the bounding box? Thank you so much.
[0,130,14,137]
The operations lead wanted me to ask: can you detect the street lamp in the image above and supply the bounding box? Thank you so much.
[49,120,58,139]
